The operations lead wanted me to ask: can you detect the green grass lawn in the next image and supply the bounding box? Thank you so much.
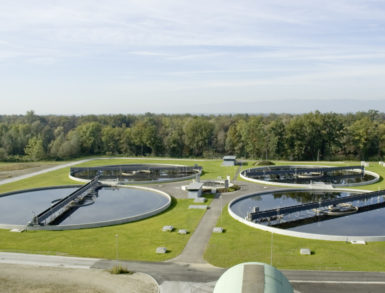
[206,160,385,270]
[0,157,216,261]
[2,157,385,269]
[0,198,209,261]
[204,204,385,271]
[0,157,238,194]
[0,167,77,194]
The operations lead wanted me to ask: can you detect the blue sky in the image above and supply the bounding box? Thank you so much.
[1,0,385,114]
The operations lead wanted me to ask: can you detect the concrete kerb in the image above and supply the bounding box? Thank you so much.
[240,165,380,189]
[69,162,202,185]
[227,188,385,242]
[28,184,172,231]
[332,170,380,188]
[0,184,172,231]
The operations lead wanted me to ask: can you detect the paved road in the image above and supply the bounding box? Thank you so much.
[1,252,385,293]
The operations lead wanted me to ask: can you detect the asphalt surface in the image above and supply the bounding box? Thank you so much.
[1,252,385,293]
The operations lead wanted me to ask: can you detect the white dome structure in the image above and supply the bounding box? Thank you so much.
[214,262,293,293]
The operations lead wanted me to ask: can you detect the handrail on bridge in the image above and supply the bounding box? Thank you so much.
[244,165,364,177]
[29,175,101,226]
[248,189,385,221]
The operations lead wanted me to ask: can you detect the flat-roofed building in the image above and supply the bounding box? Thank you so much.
[186,182,204,199]
[223,155,237,166]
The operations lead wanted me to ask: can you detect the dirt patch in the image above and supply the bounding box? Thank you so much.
[0,263,158,293]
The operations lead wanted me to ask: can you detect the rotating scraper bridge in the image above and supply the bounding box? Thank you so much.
[29,175,102,227]
[70,164,202,183]
[242,165,364,177]
[246,189,385,228]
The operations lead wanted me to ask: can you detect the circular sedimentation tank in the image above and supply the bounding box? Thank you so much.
[70,164,202,184]
[240,165,379,187]
[0,185,171,230]
[229,189,385,241]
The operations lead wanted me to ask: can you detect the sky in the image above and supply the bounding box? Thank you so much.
[1,0,385,115]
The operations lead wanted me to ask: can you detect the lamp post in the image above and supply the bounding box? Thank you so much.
[270,232,273,266]
[115,234,119,260]
[220,194,223,227]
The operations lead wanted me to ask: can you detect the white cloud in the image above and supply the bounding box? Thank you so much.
[0,0,385,114]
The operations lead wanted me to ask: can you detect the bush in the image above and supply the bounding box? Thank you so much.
[254,160,275,166]
[109,265,134,275]
[217,184,241,193]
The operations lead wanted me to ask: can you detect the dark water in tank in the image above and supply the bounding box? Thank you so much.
[231,190,385,236]
[245,166,376,185]
[0,187,169,226]
[73,167,197,183]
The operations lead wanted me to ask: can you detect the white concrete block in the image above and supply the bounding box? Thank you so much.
[162,225,174,232]
[156,247,167,254]
[300,248,311,255]
[213,227,224,233]
[188,205,208,210]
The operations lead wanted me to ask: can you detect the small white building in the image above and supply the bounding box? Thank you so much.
[186,182,204,199]
[222,155,237,166]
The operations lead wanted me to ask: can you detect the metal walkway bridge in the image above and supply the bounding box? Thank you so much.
[247,189,385,224]
[29,176,102,226]
[243,165,364,177]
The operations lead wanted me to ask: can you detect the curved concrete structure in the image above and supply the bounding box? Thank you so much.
[70,163,202,184]
[240,165,379,188]
[228,188,385,242]
[0,185,172,231]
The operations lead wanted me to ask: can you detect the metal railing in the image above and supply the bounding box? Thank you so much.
[244,165,364,177]
[248,189,385,221]
[29,176,101,226]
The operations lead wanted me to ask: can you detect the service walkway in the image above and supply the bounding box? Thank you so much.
[169,181,278,265]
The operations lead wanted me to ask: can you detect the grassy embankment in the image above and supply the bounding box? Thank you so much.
[0,158,236,261]
[205,160,385,270]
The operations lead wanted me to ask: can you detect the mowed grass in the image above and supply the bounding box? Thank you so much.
[0,157,238,194]
[2,157,385,268]
[0,157,215,261]
[0,198,208,261]
[0,167,77,194]
[204,204,385,271]
[206,160,385,270]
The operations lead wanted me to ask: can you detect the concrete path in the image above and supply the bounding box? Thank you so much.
[0,159,92,186]
[169,181,277,265]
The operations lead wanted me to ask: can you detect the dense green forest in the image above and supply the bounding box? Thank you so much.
[0,110,385,162]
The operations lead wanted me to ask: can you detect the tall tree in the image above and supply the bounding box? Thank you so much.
[24,137,46,161]
[183,117,214,157]
[76,122,103,155]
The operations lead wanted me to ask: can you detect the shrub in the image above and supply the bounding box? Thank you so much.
[254,160,275,166]
[109,265,134,275]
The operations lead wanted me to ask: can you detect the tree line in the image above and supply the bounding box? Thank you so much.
[0,110,384,162]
